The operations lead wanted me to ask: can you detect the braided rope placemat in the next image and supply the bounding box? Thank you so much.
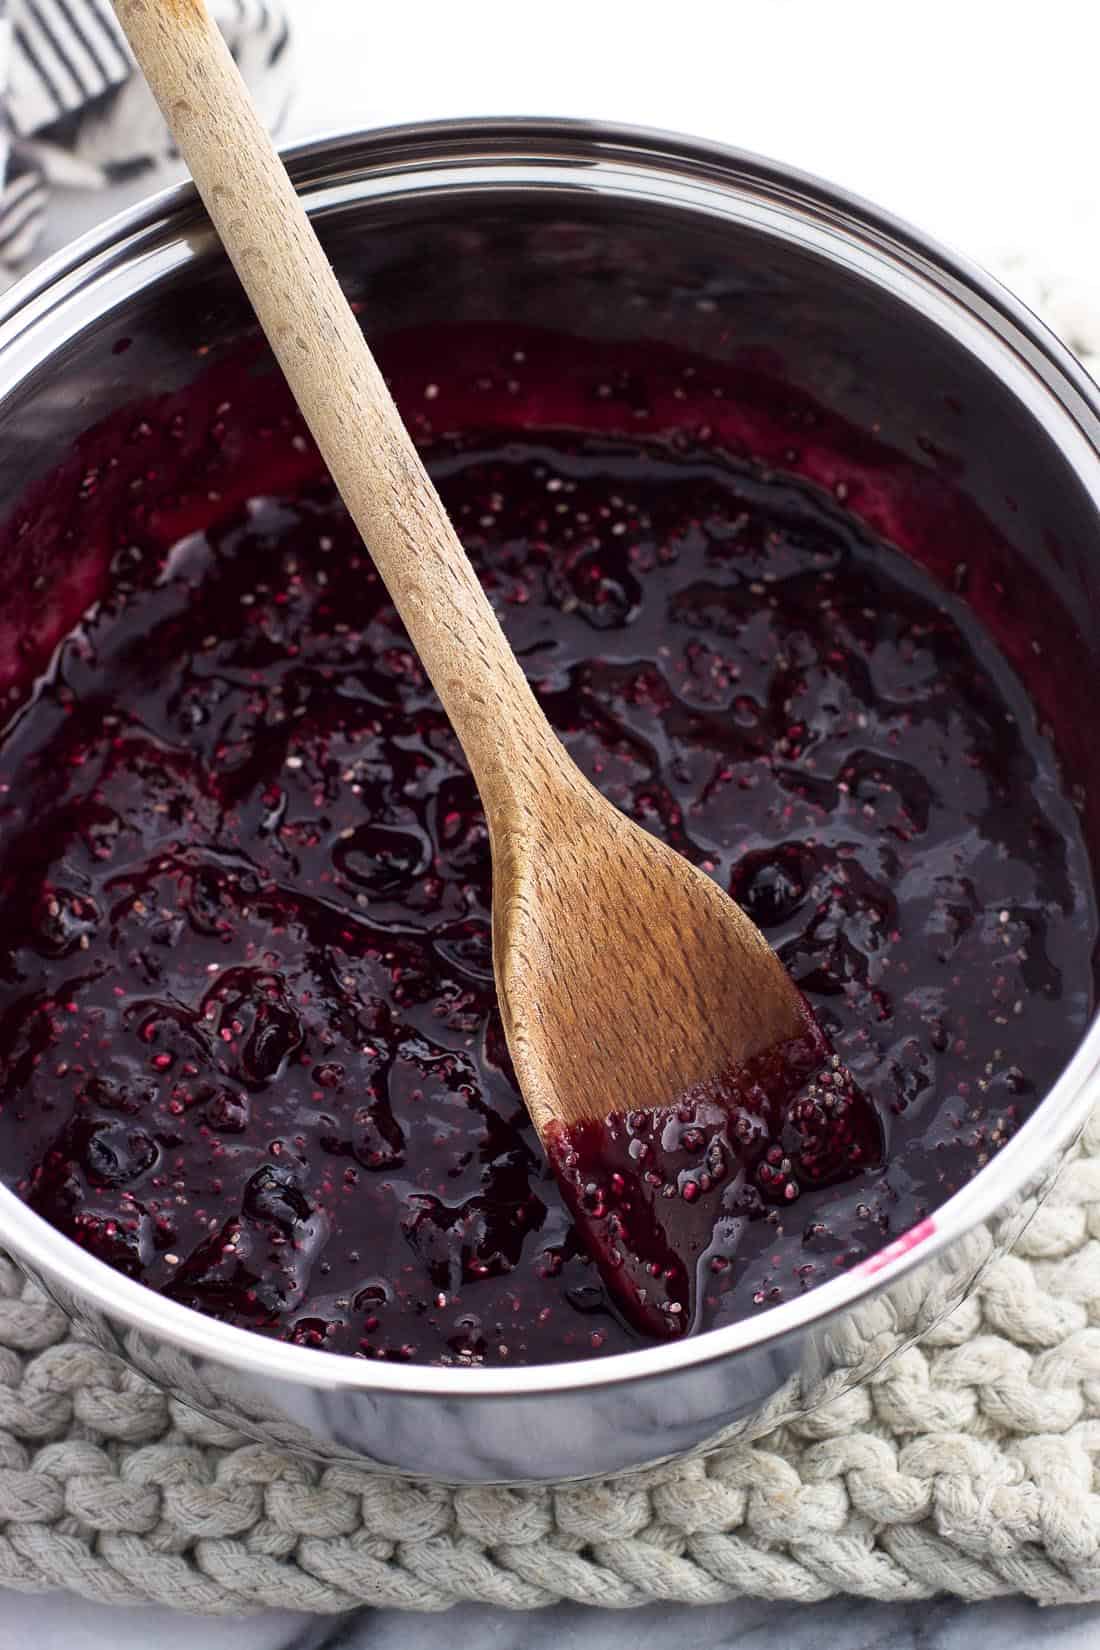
[0,271,1094,1617]
[0,1104,1091,1615]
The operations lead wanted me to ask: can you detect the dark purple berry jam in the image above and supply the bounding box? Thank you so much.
[547,1005,883,1339]
[0,325,1092,1367]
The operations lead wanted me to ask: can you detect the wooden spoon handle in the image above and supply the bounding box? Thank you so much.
[111,0,561,825]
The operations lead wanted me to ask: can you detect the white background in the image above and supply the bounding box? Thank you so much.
[36,0,1100,334]
[285,0,1100,285]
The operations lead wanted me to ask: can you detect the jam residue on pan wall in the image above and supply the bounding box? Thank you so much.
[0,326,1092,1366]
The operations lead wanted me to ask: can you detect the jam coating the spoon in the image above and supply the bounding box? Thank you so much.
[0,327,1092,1366]
[547,1003,881,1339]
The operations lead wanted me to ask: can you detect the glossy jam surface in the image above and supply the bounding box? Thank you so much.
[0,329,1092,1366]
[547,1007,883,1339]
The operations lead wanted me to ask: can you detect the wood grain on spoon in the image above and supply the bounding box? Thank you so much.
[109,0,864,1338]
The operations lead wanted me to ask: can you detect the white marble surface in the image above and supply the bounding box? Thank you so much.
[2,0,1100,1643]
[7,1589,1100,1649]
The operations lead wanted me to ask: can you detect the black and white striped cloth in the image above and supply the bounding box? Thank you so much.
[0,0,292,275]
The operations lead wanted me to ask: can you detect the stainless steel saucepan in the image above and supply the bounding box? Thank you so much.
[0,119,1097,1485]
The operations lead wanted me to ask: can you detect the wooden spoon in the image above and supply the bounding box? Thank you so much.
[111,0,878,1339]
